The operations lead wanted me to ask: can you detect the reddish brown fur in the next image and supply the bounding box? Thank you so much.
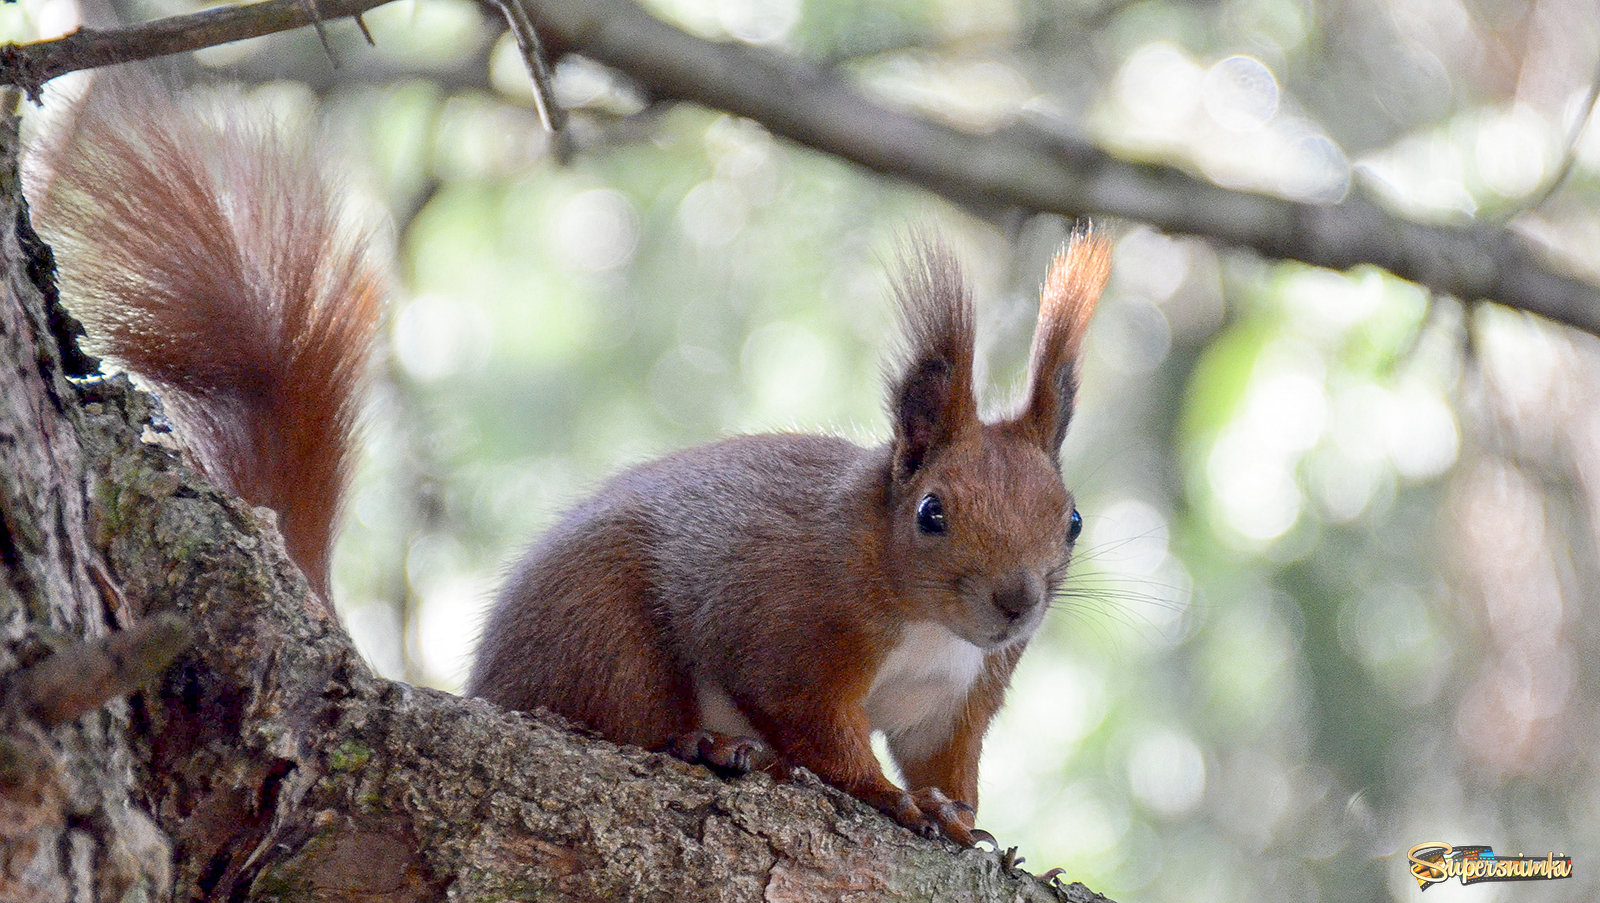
[29,78,385,606]
[472,231,1111,844]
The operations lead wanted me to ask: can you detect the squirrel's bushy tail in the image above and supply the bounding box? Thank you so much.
[28,78,387,602]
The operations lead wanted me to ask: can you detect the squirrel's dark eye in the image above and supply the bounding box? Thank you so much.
[1067,508,1083,542]
[916,493,946,535]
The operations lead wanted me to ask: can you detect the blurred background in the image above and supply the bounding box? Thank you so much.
[10,0,1600,899]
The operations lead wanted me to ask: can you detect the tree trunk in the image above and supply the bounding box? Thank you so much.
[0,107,1108,902]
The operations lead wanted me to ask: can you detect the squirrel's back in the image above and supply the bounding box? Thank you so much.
[28,78,386,603]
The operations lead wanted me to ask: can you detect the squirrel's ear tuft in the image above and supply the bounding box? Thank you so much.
[1008,227,1110,457]
[888,233,978,479]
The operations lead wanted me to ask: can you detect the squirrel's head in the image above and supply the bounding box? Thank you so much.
[883,230,1109,650]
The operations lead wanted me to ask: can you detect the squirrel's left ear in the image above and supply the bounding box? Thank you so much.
[1007,228,1110,457]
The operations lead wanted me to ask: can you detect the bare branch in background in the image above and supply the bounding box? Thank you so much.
[525,0,1600,337]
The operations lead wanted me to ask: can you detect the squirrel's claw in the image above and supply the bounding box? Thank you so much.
[866,786,980,846]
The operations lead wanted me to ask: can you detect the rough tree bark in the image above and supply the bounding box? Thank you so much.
[0,106,1107,901]
[0,106,173,903]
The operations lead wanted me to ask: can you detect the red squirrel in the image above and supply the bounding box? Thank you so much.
[32,79,1110,847]
[467,235,1108,845]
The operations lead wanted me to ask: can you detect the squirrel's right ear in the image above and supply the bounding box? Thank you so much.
[888,236,979,479]
[1008,229,1110,457]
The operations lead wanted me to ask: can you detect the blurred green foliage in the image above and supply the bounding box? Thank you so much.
[14,0,1600,899]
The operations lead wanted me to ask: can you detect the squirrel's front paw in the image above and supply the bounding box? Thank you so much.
[871,786,981,846]
[668,729,777,776]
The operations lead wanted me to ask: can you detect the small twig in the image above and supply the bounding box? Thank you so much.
[298,0,341,68]
[490,0,567,143]
[89,558,132,628]
[6,612,193,726]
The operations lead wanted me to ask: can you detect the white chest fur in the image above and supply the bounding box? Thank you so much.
[864,622,985,756]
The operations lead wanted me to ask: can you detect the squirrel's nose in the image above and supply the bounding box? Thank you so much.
[991,571,1044,621]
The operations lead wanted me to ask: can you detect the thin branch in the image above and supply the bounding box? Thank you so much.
[0,0,398,101]
[6,612,193,726]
